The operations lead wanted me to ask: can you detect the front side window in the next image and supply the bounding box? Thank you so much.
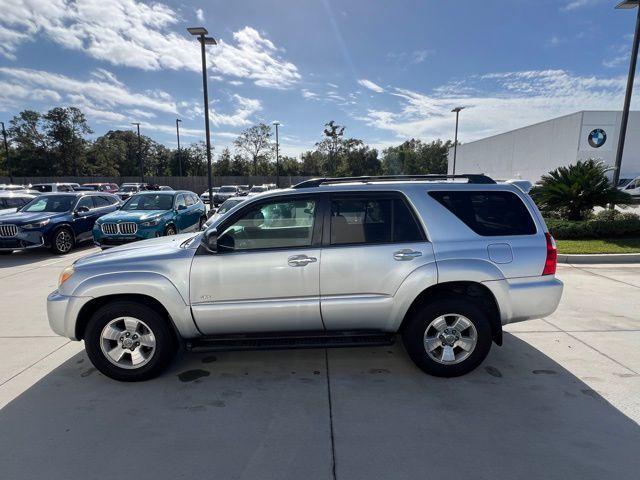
[22,195,75,212]
[218,199,316,251]
[429,190,536,236]
[122,194,173,211]
[175,194,186,209]
[76,196,94,210]
[93,196,111,208]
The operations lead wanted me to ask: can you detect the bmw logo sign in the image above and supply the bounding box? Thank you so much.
[588,128,607,148]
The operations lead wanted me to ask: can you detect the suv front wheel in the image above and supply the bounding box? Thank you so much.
[402,297,492,377]
[84,301,177,381]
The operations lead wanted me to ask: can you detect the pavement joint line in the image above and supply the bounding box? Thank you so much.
[324,348,337,480]
[567,263,640,289]
[0,256,78,280]
[511,329,640,333]
[0,339,71,388]
[542,319,639,375]
[0,335,61,339]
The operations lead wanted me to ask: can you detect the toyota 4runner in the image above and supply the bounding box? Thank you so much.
[47,175,563,381]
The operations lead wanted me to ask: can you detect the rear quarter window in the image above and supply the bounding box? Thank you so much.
[428,190,536,236]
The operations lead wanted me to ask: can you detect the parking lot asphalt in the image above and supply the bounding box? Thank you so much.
[0,248,639,480]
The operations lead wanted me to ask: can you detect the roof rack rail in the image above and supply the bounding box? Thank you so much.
[292,174,496,189]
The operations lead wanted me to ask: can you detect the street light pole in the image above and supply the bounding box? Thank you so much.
[0,121,11,184]
[612,1,640,191]
[451,106,465,175]
[188,27,217,212]
[131,122,143,184]
[176,118,183,177]
[273,121,280,188]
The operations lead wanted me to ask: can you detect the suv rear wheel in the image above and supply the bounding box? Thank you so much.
[84,301,177,381]
[402,296,492,377]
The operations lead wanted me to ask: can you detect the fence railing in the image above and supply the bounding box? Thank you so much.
[0,176,314,192]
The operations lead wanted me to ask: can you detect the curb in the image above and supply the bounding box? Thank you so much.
[558,253,640,264]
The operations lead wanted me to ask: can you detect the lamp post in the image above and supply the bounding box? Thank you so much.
[612,1,640,192]
[131,122,143,183]
[176,118,183,178]
[188,26,217,211]
[0,121,11,184]
[451,106,465,175]
[273,121,280,188]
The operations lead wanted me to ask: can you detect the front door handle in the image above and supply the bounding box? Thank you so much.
[393,249,422,261]
[288,254,317,267]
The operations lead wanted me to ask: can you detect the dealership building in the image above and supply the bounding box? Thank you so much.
[447,111,640,183]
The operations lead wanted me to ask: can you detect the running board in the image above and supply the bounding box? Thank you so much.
[185,331,396,353]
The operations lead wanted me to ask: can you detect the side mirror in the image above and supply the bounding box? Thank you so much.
[203,229,218,252]
[75,206,90,216]
[177,204,187,211]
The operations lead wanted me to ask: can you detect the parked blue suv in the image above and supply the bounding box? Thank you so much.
[0,192,120,254]
[93,191,206,249]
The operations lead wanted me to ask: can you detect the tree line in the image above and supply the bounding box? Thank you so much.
[0,107,451,178]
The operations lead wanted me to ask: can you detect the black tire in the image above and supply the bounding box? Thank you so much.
[198,216,206,230]
[84,301,177,382]
[164,224,177,236]
[50,227,75,254]
[402,296,492,377]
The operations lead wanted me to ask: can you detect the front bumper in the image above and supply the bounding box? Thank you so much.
[93,227,160,248]
[47,290,92,340]
[0,231,46,251]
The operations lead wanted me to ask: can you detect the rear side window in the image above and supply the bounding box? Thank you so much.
[429,191,536,236]
[330,196,424,245]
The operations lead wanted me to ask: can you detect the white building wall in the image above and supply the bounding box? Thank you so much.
[448,111,640,182]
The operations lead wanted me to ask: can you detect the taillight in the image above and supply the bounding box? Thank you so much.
[542,232,557,275]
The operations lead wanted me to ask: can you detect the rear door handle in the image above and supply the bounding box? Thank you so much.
[393,249,422,261]
[288,254,317,267]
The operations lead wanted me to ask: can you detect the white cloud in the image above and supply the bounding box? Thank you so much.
[358,69,636,142]
[196,8,204,22]
[357,79,385,93]
[0,1,300,88]
[301,89,319,100]
[0,67,178,115]
[210,94,262,127]
[561,0,600,11]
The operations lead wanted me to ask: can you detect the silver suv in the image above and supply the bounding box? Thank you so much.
[48,175,563,381]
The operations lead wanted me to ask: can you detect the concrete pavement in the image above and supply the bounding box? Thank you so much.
[0,249,639,479]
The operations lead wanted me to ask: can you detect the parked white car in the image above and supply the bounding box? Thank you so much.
[619,176,640,197]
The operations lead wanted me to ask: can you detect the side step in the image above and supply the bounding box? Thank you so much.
[185,331,396,353]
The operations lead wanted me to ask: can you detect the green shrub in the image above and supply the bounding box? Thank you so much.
[530,160,633,221]
[545,210,640,239]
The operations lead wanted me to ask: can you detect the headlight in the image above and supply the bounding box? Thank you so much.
[140,217,162,227]
[23,219,50,229]
[58,265,75,287]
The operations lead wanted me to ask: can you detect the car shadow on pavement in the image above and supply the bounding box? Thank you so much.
[0,333,638,480]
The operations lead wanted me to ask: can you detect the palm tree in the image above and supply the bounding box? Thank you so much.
[530,159,632,221]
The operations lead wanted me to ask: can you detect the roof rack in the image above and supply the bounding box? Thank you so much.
[292,174,496,189]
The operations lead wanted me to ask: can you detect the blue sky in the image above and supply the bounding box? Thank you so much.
[0,0,638,157]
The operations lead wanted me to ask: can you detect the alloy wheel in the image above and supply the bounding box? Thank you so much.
[423,314,477,364]
[99,317,156,369]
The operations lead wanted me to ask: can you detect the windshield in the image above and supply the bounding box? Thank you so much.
[219,186,236,193]
[249,186,266,193]
[122,185,139,192]
[218,199,243,214]
[122,194,174,211]
[22,195,75,212]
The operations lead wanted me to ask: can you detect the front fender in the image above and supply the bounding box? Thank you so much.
[69,271,199,339]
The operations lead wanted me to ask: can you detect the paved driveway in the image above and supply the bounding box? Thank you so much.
[0,249,639,480]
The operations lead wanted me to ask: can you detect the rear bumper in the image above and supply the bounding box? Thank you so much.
[484,276,563,325]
